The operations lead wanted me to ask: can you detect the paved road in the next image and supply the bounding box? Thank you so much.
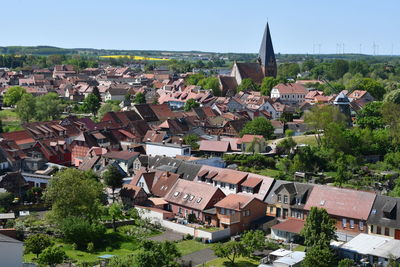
[148,229,184,242]
[179,248,217,266]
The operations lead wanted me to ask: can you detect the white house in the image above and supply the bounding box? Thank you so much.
[104,88,128,102]
[0,234,23,267]
[271,83,308,106]
[145,142,191,158]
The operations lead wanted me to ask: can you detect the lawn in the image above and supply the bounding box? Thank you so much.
[197,226,221,232]
[251,168,281,177]
[23,231,209,264]
[294,245,306,252]
[292,135,318,146]
[205,256,261,267]
[0,109,23,132]
[175,240,212,255]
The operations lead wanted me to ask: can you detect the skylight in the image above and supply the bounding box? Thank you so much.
[189,195,195,201]
[196,197,202,203]
[173,191,180,197]
[183,194,189,200]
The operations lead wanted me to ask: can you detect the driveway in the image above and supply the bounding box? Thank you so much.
[179,248,217,266]
[148,229,184,242]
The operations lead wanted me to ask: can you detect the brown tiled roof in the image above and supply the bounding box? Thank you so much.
[271,219,305,234]
[241,177,263,188]
[238,134,264,144]
[151,172,179,197]
[199,140,230,152]
[215,194,256,211]
[274,83,308,95]
[164,179,225,211]
[304,185,376,220]
[121,184,145,198]
[213,169,248,185]
[149,103,178,121]
[219,76,238,92]
[236,63,264,84]
[0,130,35,145]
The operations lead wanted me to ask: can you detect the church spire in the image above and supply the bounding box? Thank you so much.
[258,23,277,77]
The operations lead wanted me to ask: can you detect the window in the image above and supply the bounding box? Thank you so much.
[283,195,288,204]
[377,226,381,235]
[342,218,347,228]
[277,194,282,203]
[385,227,390,236]
[229,184,235,190]
[183,194,189,200]
[220,182,226,188]
[246,210,250,216]
[220,208,225,215]
[173,191,180,197]
[350,219,354,229]
[196,197,202,203]
[189,195,195,201]
[359,221,364,231]
[269,206,274,213]
[178,207,182,214]
[370,224,373,232]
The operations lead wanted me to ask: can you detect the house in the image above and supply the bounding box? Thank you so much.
[270,219,305,242]
[105,88,128,102]
[120,184,148,206]
[132,104,160,124]
[215,194,268,235]
[164,179,226,224]
[102,150,140,175]
[199,140,232,157]
[336,233,400,266]
[260,249,305,267]
[237,134,266,153]
[347,90,374,102]
[0,233,23,267]
[270,83,307,106]
[0,172,28,199]
[145,142,191,158]
[129,170,157,194]
[304,185,376,240]
[367,195,400,240]
[151,171,179,198]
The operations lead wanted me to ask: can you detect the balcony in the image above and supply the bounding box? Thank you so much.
[219,212,241,225]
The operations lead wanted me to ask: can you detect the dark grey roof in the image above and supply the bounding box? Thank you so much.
[176,162,202,181]
[156,165,178,173]
[0,233,22,244]
[258,23,276,71]
[368,195,400,228]
[334,92,350,104]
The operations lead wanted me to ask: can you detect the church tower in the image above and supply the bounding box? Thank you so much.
[258,23,277,78]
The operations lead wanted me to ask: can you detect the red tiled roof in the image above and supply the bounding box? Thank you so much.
[0,130,35,145]
[271,219,305,234]
[215,194,257,211]
[241,177,263,188]
[274,83,308,95]
[103,150,139,161]
[199,140,230,152]
[304,185,376,220]
[238,134,264,144]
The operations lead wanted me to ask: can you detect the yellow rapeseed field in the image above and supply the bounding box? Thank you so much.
[100,55,169,61]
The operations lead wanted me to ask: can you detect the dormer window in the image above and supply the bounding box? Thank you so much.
[189,195,195,201]
[196,197,202,203]
[173,191,180,197]
[183,194,189,200]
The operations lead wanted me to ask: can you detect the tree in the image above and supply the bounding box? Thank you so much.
[384,89,400,104]
[382,102,400,148]
[108,203,124,232]
[98,102,121,119]
[338,258,356,267]
[276,137,296,155]
[240,117,274,139]
[38,246,66,267]
[82,93,101,116]
[356,101,384,129]
[0,192,14,211]
[329,59,349,80]
[184,99,200,111]
[356,78,385,100]
[260,77,278,96]
[213,241,246,266]
[185,73,205,85]
[237,78,260,92]
[241,230,265,256]
[134,240,181,267]
[35,93,64,121]
[302,244,336,267]
[304,105,346,146]
[201,77,221,96]
[134,92,146,104]
[60,217,106,250]
[44,168,103,222]
[92,86,101,101]
[103,165,124,203]
[3,86,26,106]
[24,234,53,258]
[15,93,36,123]
[301,207,336,248]
[183,134,199,150]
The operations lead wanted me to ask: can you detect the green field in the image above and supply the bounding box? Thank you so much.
[205,256,261,267]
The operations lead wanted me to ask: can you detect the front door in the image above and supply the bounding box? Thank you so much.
[395,229,400,240]
[276,208,281,218]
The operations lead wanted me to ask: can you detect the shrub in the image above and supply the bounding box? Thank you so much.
[60,217,106,250]
[185,234,193,240]
[195,237,203,242]
[87,242,94,253]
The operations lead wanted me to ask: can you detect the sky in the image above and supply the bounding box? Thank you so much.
[2,0,400,55]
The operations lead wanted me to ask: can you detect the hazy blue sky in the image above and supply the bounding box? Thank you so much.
[2,0,400,55]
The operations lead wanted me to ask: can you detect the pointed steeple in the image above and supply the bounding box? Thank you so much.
[258,23,277,77]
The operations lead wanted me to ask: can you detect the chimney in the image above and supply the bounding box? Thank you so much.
[162,140,165,145]
[217,134,220,141]
[179,138,183,147]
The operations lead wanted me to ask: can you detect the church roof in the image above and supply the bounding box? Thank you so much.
[258,23,276,69]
